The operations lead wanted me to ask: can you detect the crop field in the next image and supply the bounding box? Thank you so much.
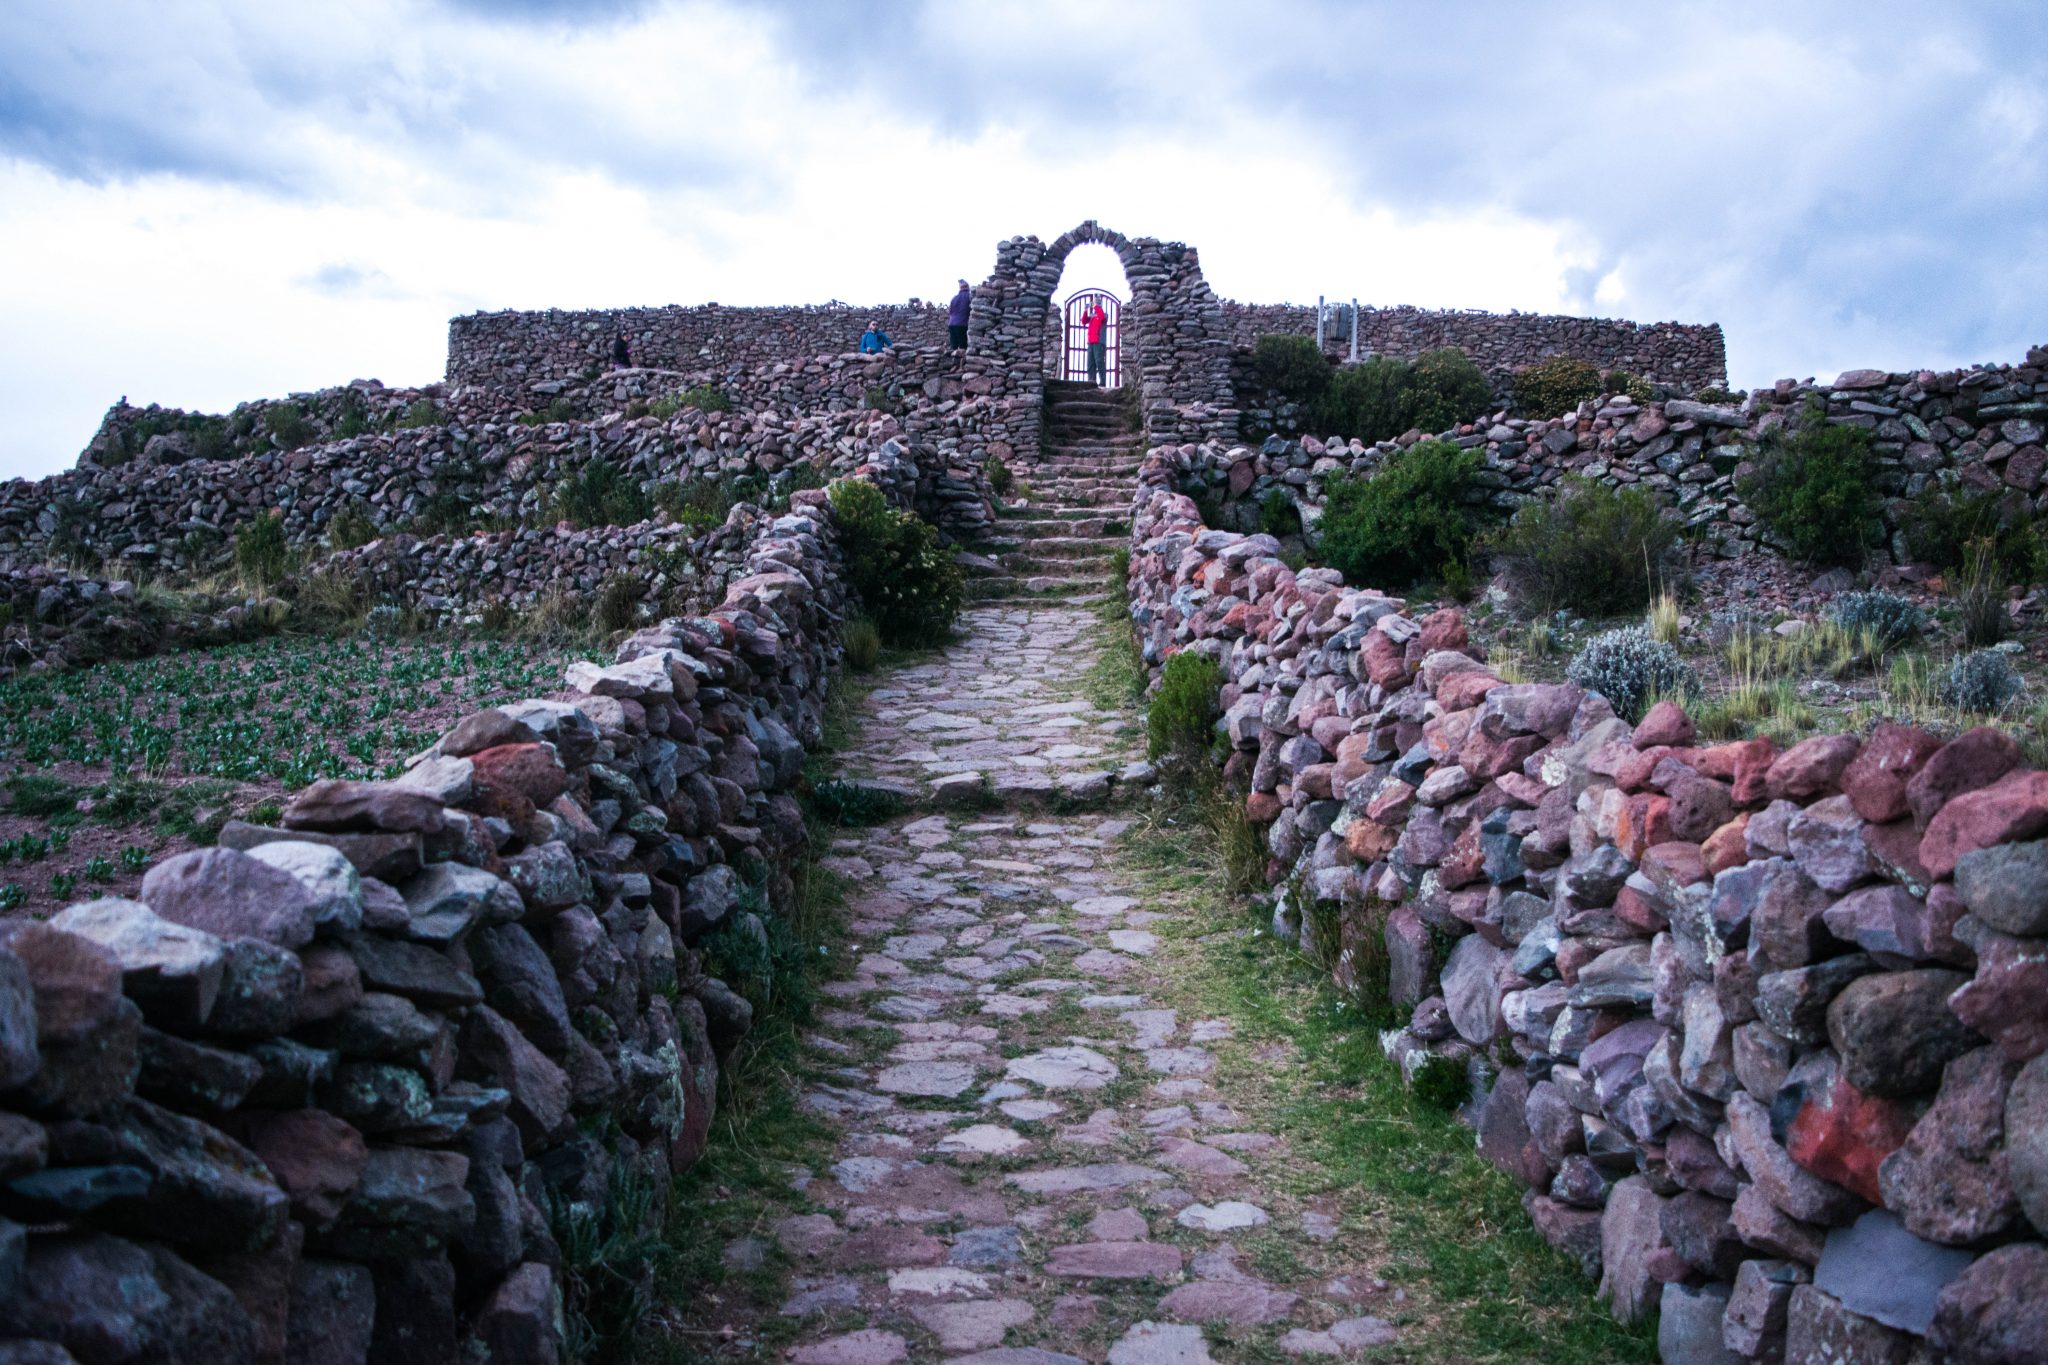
[0,632,598,914]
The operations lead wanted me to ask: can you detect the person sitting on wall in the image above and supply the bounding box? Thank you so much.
[860,321,893,354]
[1084,299,1109,386]
[611,331,631,369]
[948,279,971,349]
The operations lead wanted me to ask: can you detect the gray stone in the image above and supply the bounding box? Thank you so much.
[1954,838,2048,936]
[1826,968,1978,1097]
[1107,1321,1212,1363]
[46,898,225,1030]
[242,842,364,934]
[141,847,322,949]
[1442,933,1505,1045]
[1929,1241,2048,1365]
[2011,1052,2048,1237]
[1813,1208,1974,1336]
[1722,1258,1807,1358]
[1657,1282,1742,1364]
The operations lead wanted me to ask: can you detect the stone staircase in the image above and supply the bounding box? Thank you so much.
[969,379,1142,601]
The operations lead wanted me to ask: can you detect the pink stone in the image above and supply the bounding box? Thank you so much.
[1920,769,2048,878]
[1634,701,1696,750]
[1765,735,1861,802]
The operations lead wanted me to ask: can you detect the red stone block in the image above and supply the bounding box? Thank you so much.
[1783,1073,1914,1205]
[1920,769,2048,878]
[1764,734,1862,802]
[1839,721,1942,824]
[1702,814,1751,874]
[1634,700,1697,750]
[1436,669,1505,712]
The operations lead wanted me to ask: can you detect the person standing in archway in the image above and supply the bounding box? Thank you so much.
[948,279,971,349]
[1083,298,1109,386]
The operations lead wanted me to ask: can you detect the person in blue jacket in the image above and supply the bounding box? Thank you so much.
[859,321,893,353]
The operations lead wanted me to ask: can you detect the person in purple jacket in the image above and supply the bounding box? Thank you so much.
[948,279,971,349]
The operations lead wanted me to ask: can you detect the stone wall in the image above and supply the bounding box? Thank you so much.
[0,403,995,579]
[1221,302,1728,392]
[1124,448,2048,1363]
[1170,343,2048,564]
[446,302,954,391]
[77,383,440,472]
[0,480,863,1363]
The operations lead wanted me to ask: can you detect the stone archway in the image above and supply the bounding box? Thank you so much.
[970,222,1236,462]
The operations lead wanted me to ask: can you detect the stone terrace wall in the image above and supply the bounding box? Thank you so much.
[446,302,952,390]
[1173,343,2048,564]
[1124,449,2048,1363]
[1222,302,1729,392]
[0,404,995,578]
[0,483,860,1362]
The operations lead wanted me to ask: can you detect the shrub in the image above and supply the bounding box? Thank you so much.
[1826,590,1924,650]
[1251,334,1331,406]
[1899,485,2047,584]
[1315,355,1413,443]
[1603,370,1655,404]
[983,454,1013,497]
[863,384,904,416]
[550,459,652,529]
[233,513,290,590]
[1316,439,1480,589]
[1513,355,1603,418]
[1567,625,1698,722]
[1953,541,2009,648]
[1695,386,1742,405]
[1258,487,1301,537]
[262,403,312,449]
[1410,1054,1470,1112]
[1488,476,1682,615]
[677,383,731,413]
[396,398,439,429]
[1147,650,1223,760]
[1737,405,1881,567]
[591,574,646,634]
[843,616,881,672]
[1940,649,2022,714]
[827,479,962,647]
[324,502,378,552]
[1406,347,1492,434]
[808,779,905,826]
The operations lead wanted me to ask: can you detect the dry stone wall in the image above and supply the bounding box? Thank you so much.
[1177,344,2048,565]
[1125,448,2048,1364]
[1222,302,1728,392]
[0,480,863,1363]
[446,302,953,390]
[0,404,994,580]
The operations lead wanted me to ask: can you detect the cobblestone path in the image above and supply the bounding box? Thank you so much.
[747,387,1406,1363]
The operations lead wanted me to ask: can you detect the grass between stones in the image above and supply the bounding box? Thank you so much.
[1118,800,1660,1365]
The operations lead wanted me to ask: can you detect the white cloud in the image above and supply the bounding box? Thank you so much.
[1,0,2043,480]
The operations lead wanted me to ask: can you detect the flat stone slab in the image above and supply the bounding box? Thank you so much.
[1157,1280,1298,1325]
[1006,1045,1118,1090]
[1153,1137,1250,1178]
[780,1277,861,1316]
[1176,1201,1271,1232]
[875,1060,978,1097]
[1087,1207,1150,1241]
[1108,1321,1215,1364]
[1008,1163,1169,1195]
[1046,1240,1186,1280]
[949,1351,1087,1365]
[885,1266,991,1298]
[1109,930,1161,955]
[790,1329,908,1365]
[948,1224,1025,1268]
[1074,896,1139,917]
[910,1298,1036,1351]
[1278,1318,1399,1355]
[999,1099,1064,1122]
[1145,1048,1215,1076]
[936,1124,1029,1156]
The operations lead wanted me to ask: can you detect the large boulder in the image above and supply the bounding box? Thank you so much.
[1824,968,1978,1097]
[1928,1242,2048,1365]
[141,848,322,949]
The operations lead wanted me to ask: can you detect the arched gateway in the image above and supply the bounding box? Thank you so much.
[966,220,1238,462]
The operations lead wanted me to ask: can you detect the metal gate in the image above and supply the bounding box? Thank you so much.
[1060,289,1122,388]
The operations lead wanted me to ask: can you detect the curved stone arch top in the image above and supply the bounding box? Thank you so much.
[973,221,1238,456]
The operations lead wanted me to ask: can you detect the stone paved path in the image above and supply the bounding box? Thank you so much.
[754,387,1405,1363]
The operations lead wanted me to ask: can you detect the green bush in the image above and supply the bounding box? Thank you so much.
[1315,356,1414,443]
[828,479,963,647]
[233,513,290,589]
[1407,347,1493,434]
[843,616,881,672]
[263,403,313,449]
[1147,650,1223,760]
[808,779,905,826]
[549,460,651,529]
[396,398,440,429]
[324,502,378,552]
[1258,487,1301,537]
[1513,355,1604,418]
[1251,334,1331,406]
[984,454,1013,497]
[1488,476,1681,615]
[1738,405,1881,567]
[1941,649,2022,714]
[1316,439,1480,588]
[679,383,730,413]
[1567,625,1698,722]
[591,574,646,634]
[1827,590,1924,650]
[1410,1054,1470,1112]
[1603,370,1654,404]
[1899,484,2047,584]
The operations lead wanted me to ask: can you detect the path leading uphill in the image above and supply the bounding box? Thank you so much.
[742,385,1408,1363]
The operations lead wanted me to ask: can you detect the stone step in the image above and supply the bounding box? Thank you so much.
[995,505,1119,523]
[967,572,1104,600]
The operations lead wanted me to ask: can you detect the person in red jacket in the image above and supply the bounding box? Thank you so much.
[1084,300,1109,385]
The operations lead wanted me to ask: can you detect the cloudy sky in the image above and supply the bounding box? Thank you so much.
[3,0,2045,480]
